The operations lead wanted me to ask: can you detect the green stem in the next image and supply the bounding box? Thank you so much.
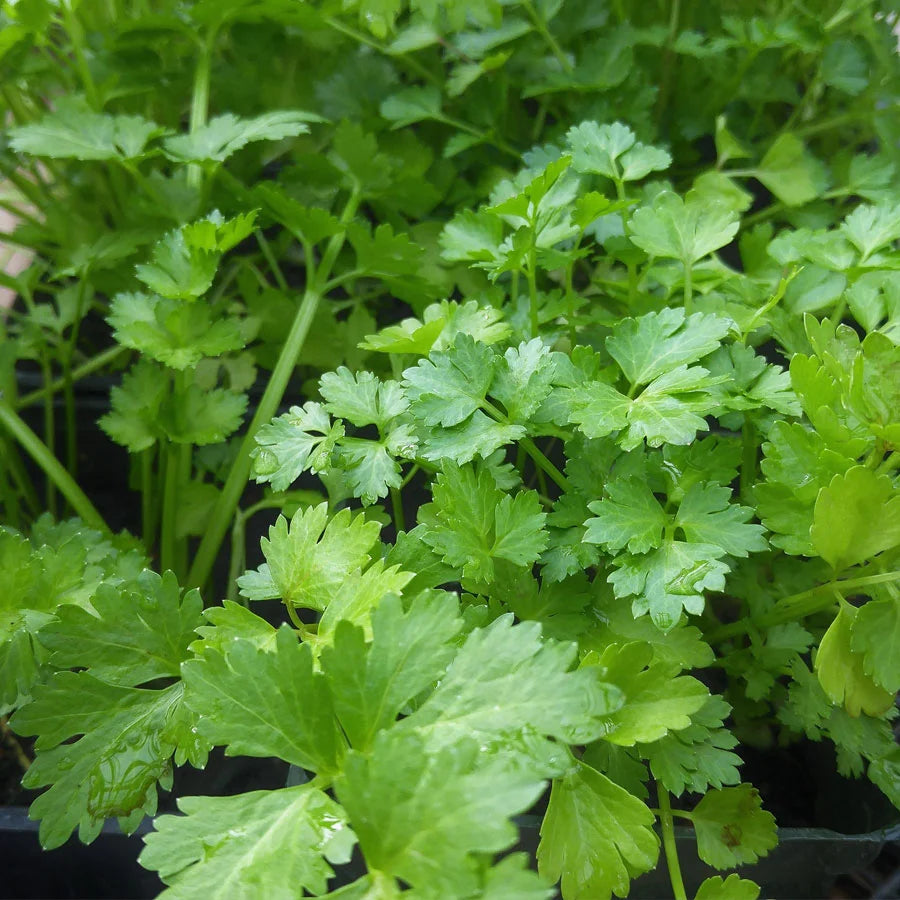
[0,398,106,530]
[61,0,100,108]
[15,345,128,410]
[526,248,539,338]
[522,0,572,72]
[739,419,757,502]
[658,789,688,900]
[187,190,361,590]
[255,230,290,293]
[141,447,156,546]
[519,437,569,492]
[390,487,405,533]
[708,570,900,642]
[187,32,214,191]
[160,443,180,574]
[682,262,693,315]
[876,451,900,476]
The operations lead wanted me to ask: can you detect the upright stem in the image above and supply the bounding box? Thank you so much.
[519,437,569,492]
[186,191,361,591]
[522,0,572,73]
[160,443,180,574]
[61,0,100,109]
[526,250,539,338]
[390,487,405,533]
[658,789,688,900]
[0,399,107,530]
[187,32,214,191]
[682,262,693,315]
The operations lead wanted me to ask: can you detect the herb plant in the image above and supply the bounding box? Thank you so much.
[1,1,899,898]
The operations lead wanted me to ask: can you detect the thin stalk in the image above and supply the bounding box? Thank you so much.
[0,399,106,530]
[739,419,757,502]
[255,230,290,293]
[61,278,91,477]
[160,443,180,574]
[654,0,682,127]
[682,262,693,315]
[708,570,900,642]
[390,487,405,533]
[187,32,214,191]
[141,446,155,546]
[436,114,520,159]
[175,442,192,577]
[40,356,56,515]
[519,437,569,492]
[658,789,688,900]
[187,190,362,590]
[526,248,539,338]
[61,0,100,108]
[0,716,31,771]
[227,510,247,604]
[522,0,572,72]
[16,345,128,409]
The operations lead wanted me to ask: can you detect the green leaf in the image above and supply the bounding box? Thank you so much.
[420,464,547,583]
[417,409,525,465]
[811,467,900,570]
[537,759,659,900]
[691,784,777,870]
[336,731,543,897]
[629,192,739,265]
[402,333,496,427]
[237,505,382,611]
[606,309,732,387]
[162,111,320,164]
[638,696,741,796]
[585,480,667,554]
[492,339,561,423]
[675,484,767,557]
[322,593,462,752]
[39,570,202,685]
[134,228,219,301]
[140,785,355,897]
[251,403,344,492]
[10,98,165,160]
[379,86,443,128]
[183,627,344,773]
[815,602,894,717]
[319,368,408,430]
[12,678,185,848]
[108,292,244,369]
[850,595,900,692]
[695,874,760,900]
[400,614,623,752]
[753,134,827,206]
[566,120,671,183]
[588,643,709,744]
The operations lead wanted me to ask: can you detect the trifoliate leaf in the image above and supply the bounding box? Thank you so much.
[190,602,277,656]
[140,785,355,897]
[134,229,219,301]
[638,696,742,796]
[607,309,733,387]
[108,292,244,369]
[157,383,247,446]
[694,874,760,900]
[629,192,739,265]
[183,627,344,773]
[100,360,168,452]
[10,98,166,160]
[491,339,562,423]
[254,183,342,245]
[841,201,900,262]
[537,759,659,900]
[417,409,525,465]
[566,120,671,183]
[811,467,900,571]
[588,643,708,745]
[691,784,777,870]
[674,484,767,557]
[420,464,547,583]
[237,505,382,611]
[585,480,667,554]
[815,602,894,717]
[322,593,462,753]
[319,368,408,430]
[850,595,900,692]
[402,333,496,427]
[251,403,344,492]
[336,731,543,897]
[608,540,729,630]
[162,111,319,163]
